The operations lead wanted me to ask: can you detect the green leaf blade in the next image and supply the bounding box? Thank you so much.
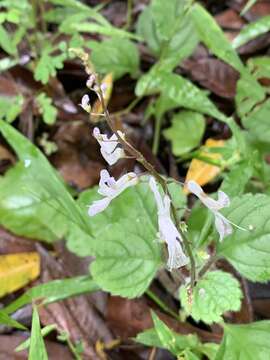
[233,15,270,49]
[218,194,270,282]
[179,271,242,324]
[90,38,139,80]
[216,321,270,360]
[29,307,48,360]
[90,216,162,298]
[163,111,205,156]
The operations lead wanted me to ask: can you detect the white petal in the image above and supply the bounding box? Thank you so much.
[187,180,203,198]
[88,197,111,216]
[101,147,124,165]
[149,177,165,214]
[188,180,225,211]
[167,241,189,271]
[80,94,91,112]
[93,127,101,139]
[163,195,171,214]
[217,190,230,208]
[214,213,233,241]
[159,216,181,247]
[114,172,138,194]
[98,169,116,197]
[101,135,118,154]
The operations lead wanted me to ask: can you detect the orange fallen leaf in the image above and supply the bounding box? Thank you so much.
[184,139,225,193]
[0,252,40,298]
[91,73,113,122]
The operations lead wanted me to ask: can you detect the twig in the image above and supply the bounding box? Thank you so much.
[198,253,219,279]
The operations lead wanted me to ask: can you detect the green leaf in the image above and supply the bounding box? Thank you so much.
[0,163,67,242]
[0,310,26,330]
[0,95,24,123]
[242,99,270,143]
[233,15,270,48]
[36,93,57,125]
[235,73,266,117]
[136,313,216,359]
[221,161,253,197]
[29,307,48,360]
[90,216,162,298]
[190,3,265,119]
[34,51,66,84]
[151,0,183,42]
[183,350,200,360]
[137,0,197,68]
[136,6,160,55]
[179,270,242,324]
[218,193,270,282]
[248,56,270,79]
[83,184,163,297]
[90,38,139,80]
[241,0,258,15]
[16,324,56,352]
[151,312,199,355]
[216,321,270,360]
[190,3,244,72]
[163,111,205,156]
[4,276,99,315]
[0,24,17,55]
[70,181,185,297]
[198,343,219,360]
[70,22,140,40]
[136,71,226,122]
[188,205,212,249]
[135,328,163,348]
[136,314,199,356]
[0,120,90,240]
[0,57,18,72]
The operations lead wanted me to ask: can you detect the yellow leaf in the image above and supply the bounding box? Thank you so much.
[184,139,225,193]
[91,73,113,122]
[0,252,40,298]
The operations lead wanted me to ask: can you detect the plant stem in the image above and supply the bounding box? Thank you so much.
[124,0,133,30]
[146,289,180,321]
[152,115,163,155]
[198,253,219,279]
[111,97,141,117]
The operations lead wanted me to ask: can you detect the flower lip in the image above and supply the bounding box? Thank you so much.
[92,127,124,165]
[187,179,234,241]
[88,170,138,216]
[149,176,188,270]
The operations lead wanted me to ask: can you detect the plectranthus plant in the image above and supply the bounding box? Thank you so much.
[76,52,248,300]
[2,0,270,358]
[0,49,270,359]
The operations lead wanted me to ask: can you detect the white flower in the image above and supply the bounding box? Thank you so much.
[187,180,232,241]
[80,94,91,113]
[93,127,125,165]
[149,177,188,271]
[88,169,138,216]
